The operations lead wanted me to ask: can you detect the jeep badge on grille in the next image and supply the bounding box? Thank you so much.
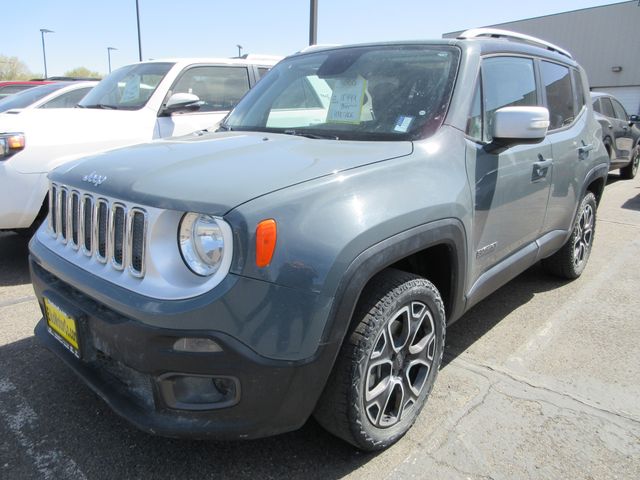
[82,171,107,186]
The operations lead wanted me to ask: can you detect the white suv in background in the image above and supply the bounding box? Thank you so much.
[0,55,280,234]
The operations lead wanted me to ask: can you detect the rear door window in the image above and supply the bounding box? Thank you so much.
[540,61,576,130]
[600,97,616,119]
[611,98,628,121]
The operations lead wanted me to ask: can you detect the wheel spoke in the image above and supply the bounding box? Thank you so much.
[408,304,434,355]
[404,357,430,397]
[387,306,411,353]
[365,359,393,402]
[379,378,405,427]
[370,327,392,361]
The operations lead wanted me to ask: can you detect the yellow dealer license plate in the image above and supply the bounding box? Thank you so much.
[44,298,80,358]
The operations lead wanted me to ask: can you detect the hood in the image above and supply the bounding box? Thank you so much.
[51,131,413,215]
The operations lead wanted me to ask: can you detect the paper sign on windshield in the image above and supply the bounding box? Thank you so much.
[120,75,141,103]
[327,76,367,124]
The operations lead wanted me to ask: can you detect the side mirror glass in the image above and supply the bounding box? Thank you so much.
[487,106,549,152]
[162,93,203,115]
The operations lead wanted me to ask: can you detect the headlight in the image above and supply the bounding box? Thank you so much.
[179,213,226,276]
[0,133,25,159]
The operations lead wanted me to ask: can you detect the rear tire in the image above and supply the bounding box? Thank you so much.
[542,192,597,279]
[620,145,640,180]
[314,268,445,451]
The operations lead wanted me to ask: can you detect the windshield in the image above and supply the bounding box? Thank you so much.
[222,45,459,141]
[78,62,174,110]
[0,83,69,113]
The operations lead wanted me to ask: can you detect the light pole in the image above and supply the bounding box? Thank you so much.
[135,0,142,61]
[107,47,117,73]
[40,28,54,78]
[236,44,243,58]
[309,0,318,46]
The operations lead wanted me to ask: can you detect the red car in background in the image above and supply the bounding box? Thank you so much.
[0,81,53,99]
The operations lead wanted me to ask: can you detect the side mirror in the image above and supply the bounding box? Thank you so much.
[161,93,203,115]
[629,114,640,125]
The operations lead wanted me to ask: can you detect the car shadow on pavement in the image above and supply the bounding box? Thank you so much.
[442,263,566,367]
[0,336,377,480]
[621,193,640,211]
[0,232,31,287]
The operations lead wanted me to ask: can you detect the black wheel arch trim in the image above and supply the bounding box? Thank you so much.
[320,218,467,351]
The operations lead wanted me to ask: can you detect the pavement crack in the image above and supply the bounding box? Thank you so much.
[448,354,640,427]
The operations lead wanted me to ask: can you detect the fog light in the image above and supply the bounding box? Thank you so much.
[158,374,240,410]
[173,337,222,353]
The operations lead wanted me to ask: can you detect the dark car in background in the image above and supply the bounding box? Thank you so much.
[591,92,640,179]
[0,80,52,99]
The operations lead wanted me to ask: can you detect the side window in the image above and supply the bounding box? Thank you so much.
[257,67,270,79]
[272,77,323,109]
[592,98,601,114]
[540,61,576,130]
[171,66,250,112]
[482,57,537,141]
[611,99,628,121]
[466,79,482,141]
[572,69,586,114]
[40,87,93,109]
[600,97,616,118]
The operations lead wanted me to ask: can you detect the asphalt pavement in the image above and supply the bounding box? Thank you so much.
[1,173,639,479]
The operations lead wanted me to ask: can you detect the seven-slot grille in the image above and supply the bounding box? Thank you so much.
[47,183,147,277]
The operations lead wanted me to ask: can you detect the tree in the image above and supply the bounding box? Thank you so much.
[0,55,33,80]
[63,67,102,79]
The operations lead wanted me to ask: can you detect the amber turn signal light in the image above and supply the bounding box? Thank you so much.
[256,219,277,267]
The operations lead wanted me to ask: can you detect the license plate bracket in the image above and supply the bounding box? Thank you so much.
[44,297,81,358]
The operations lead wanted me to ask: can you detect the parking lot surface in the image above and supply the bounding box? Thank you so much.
[1,174,639,480]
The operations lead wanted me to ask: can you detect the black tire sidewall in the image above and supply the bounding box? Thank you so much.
[348,278,445,449]
[567,192,597,277]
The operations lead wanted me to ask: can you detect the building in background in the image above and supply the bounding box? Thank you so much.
[443,1,640,114]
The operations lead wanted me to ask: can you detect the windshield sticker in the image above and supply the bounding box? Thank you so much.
[394,116,414,133]
[327,76,367,124]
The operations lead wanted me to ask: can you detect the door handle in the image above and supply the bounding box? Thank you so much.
[577,141,594,160]
[532,154,553,182]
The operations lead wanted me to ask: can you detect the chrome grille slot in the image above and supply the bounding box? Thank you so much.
[82,196,93,254]
[96,200,109,262]
[46,182,148,279]
[129,209,146,276]
[70,192,80,248]
[59,188,68,243]
[111,204,126,269]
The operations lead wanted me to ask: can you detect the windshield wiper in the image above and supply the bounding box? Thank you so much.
[216,124,233,132]
[80,103,119,110]
[283,129,339,140]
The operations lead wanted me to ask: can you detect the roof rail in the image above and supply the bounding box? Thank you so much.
[457,28,572,59]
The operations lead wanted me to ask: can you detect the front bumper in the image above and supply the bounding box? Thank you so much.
[30,248,339,439]
[0,161,48,229]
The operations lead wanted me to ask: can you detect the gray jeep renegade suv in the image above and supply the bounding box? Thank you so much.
[29,29,609,451]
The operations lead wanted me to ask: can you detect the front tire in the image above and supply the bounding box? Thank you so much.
[542,192,597,279]
[314,269,445,451]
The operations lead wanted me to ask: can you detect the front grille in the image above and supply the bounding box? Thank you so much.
[48,183,147,277]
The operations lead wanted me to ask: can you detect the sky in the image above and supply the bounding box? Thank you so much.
[0,0,623,77]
